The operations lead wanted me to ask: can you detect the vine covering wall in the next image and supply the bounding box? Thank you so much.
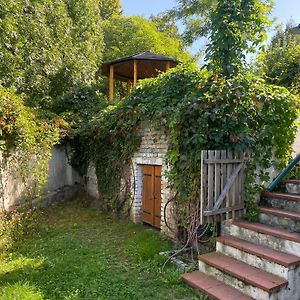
[0,88,59,208]
[75,65,299,224]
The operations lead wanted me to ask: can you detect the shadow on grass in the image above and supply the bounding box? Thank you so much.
[0,201,206,300]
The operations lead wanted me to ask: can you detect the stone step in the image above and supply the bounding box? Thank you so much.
[261,192,300,213]
[259,207,300,232]
[281,179,300,185]
[282,180,300,195]
[216,235,300,279]
[198,252,288,299]
[182,271,252,300]
[223,220,300,256]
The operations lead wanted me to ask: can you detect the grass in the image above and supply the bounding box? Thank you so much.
[0,199,207,300]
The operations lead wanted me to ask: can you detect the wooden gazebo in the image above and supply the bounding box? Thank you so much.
[101,51,179,100]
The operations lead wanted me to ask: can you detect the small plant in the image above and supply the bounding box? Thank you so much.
[0,207,41,244]
[286,162,300,180]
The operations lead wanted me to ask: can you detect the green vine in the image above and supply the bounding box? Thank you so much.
[75,65,299,222]
[0,88,59,209]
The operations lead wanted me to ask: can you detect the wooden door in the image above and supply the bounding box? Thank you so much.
[142,165,162,229]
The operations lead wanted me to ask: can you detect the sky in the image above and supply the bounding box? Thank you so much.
[121,0,300,56]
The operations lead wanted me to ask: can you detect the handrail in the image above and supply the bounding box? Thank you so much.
[267,153,300,191]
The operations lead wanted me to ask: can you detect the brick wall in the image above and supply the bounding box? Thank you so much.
[130,124,176,238]
[85,123,177,238]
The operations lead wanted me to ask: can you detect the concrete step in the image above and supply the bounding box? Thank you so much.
[259,207,300,232]
[182,271,252,300]
[261,192,300,213]
[282,179,300,185]
[283,180,300,195]
[198,252,288,300]
[223,220,300,256]
[216,235,300,279]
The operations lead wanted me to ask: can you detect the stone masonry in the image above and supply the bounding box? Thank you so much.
[130,123,176,237]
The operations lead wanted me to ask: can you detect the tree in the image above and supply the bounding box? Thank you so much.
[167,0,217,45]
[103,16,193,63]
[206,0,273,76]
[0,0,104,109]
[258,23,300,91]
[97,0,122,20]
[167,0,273,51]
[150,14,181,40]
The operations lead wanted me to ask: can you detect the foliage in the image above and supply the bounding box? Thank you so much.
[53,86,109,176]
[77,66,299,221]
[166,0,273,49]
[206,0,272,76]
[51,85,108,129]
[102,15,193,63]
[97,0,122,20]
[286,163,300,180]
[167,0,217,46]
[0,201,205,300]
[0,208,40,244]
[0,88,59,206]
[258,23,300,92]
[150,14,182,40]
[0,0,104,109]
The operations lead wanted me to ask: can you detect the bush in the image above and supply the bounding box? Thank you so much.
[0,88,59,204]
[72,65,299,221]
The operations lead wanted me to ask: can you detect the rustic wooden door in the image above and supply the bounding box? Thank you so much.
[142,165,162,229]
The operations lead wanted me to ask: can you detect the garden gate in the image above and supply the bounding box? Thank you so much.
[200,150,248,225]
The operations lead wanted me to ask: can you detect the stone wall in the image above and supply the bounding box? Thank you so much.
[1,145,82,211]
[85,123,176,238]
[130,124,176,237]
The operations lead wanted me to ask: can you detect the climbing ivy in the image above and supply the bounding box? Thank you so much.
[77,65,299,220]
[0,88,59,207]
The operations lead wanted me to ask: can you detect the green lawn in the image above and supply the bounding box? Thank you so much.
[0,200,206,300]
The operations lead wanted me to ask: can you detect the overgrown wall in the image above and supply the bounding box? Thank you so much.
[85,124,176,237]
[1,145,82,211]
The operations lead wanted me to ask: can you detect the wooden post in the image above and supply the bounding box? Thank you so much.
[133,60,138,86]
[166,61,170,71]
[109,64,114,101]
[127,81,132,95]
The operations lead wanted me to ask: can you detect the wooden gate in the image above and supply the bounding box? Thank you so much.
[200,150,247,225]
[142,165,162,229]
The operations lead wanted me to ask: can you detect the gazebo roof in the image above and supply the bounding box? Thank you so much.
[101,51,179,82]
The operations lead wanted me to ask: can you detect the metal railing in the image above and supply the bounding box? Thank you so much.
[267,153,300,191]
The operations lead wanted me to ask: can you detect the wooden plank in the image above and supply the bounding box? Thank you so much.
[200,151,204,225]
[200,150,206,225]
[126,81,132,95]
[207,150,214,223]
[226,150,233,219]
[204,204,244,216]
[232,152,237,219]
[212,162,243,212]
[133,60,138,86]
[166,61,170,71]
[214,150,221,223]
[239,161,246,218]
[142,165,154,225]
[204,159,245,164]
[109,64,114,100]
[154,166,162,229]
[203,150,209,224]
[221,150,228,220]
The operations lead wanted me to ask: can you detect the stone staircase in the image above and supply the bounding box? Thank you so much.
[182,180,300,300]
